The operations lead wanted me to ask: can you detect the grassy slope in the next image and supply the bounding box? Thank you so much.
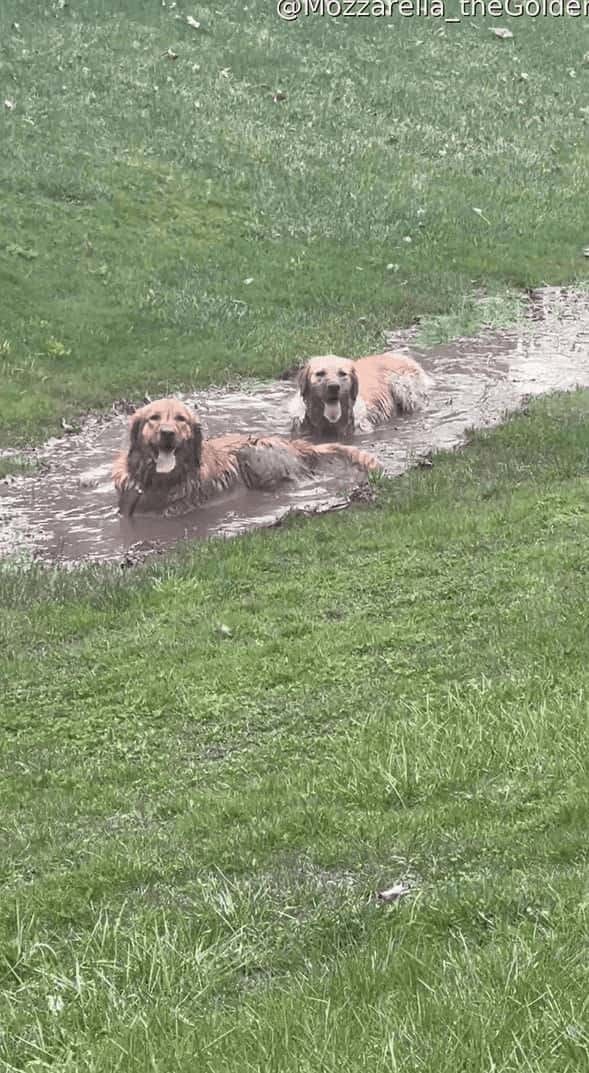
[1,393,589,1071]
[1,1,588,444]
[2,4,589,1070]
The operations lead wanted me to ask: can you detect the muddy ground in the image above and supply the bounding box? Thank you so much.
[1,287,587,567]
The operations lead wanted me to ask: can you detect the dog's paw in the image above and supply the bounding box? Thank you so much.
[117,482,144,517]
[288,392,307,428]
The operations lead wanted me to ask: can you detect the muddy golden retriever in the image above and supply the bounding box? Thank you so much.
[290,351,431,439]
[113,398,380,515]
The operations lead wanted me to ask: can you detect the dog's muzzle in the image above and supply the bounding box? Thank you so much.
[323,382,343,424]
[155,428,178,474]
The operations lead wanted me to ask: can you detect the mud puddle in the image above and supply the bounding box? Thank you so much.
[1,286,588,566]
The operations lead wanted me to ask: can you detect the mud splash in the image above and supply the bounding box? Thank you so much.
[1,287,588,566]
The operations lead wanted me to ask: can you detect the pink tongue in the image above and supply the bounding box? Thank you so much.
[155,449,176,474]
[324,401,342,424]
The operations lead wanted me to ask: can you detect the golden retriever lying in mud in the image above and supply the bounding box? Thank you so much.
[290,351,431,439]
[113,398,379,516]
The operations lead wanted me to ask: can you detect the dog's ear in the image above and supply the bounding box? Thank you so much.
[124,411,148,485]
[298,364,312,400]
[189,415,204,469]
[349,366,359,404]
[128,411,145,450]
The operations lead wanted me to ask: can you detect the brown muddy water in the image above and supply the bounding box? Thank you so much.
[1,287,588,567]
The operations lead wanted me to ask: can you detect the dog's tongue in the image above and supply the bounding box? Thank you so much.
[324,401,342,424]
[155,449,177,474]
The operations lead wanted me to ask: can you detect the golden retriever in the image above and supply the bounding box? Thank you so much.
[113,398,380,515]
[290,351,431,439]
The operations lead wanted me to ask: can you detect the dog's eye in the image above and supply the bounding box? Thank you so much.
[316,370,326,379]
[338,370,348,378]
[175,414,187,423]
[149,414,161,422]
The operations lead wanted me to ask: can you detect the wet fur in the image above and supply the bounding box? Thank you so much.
[290,352,432,439]
[113,398,380,516]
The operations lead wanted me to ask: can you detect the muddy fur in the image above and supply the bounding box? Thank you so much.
[113,398,380,516]
[290,352,432,439]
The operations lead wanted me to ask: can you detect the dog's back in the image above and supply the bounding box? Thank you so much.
[355,352,431,418]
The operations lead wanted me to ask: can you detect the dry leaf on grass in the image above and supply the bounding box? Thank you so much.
[186,15,201,29]
[4,99,15,111]
[273,90,287,103]
[60,419,79,435]
[472,206,491,225]
[377,882,412,903]
[491,27,513,39]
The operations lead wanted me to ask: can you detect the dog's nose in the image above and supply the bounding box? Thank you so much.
[159,425,175,444]
[326,382,341,399]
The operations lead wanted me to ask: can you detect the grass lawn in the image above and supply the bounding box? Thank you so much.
[2,393,589,1071]
[2,3,589,1071]
[1,1,588,444]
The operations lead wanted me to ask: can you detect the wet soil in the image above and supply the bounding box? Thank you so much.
[1,287,587,567]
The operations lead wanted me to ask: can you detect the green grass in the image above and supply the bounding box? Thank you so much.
[0,456,40,479]
[2,393,589,1071]
[2,4,589,1070]
[1,1,588,444]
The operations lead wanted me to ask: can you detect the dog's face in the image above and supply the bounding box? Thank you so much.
[299,356,359,429]
[128,398,202,478]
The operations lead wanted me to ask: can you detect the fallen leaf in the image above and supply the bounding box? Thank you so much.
[472,206,491,225]
[273,90,287,102]
[243,277,254,285]
[217,624,233,638]
[491,27,513,39]
[163,48,178,60]
[377,882,412,903]
[583,248,589,258]
[3,99,15,111]
[186,15,201,29]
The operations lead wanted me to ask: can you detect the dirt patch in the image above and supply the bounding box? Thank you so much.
[1,287,588,567]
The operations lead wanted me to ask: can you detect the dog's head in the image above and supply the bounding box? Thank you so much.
[127,398,203,480]
[297,355,359,432]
